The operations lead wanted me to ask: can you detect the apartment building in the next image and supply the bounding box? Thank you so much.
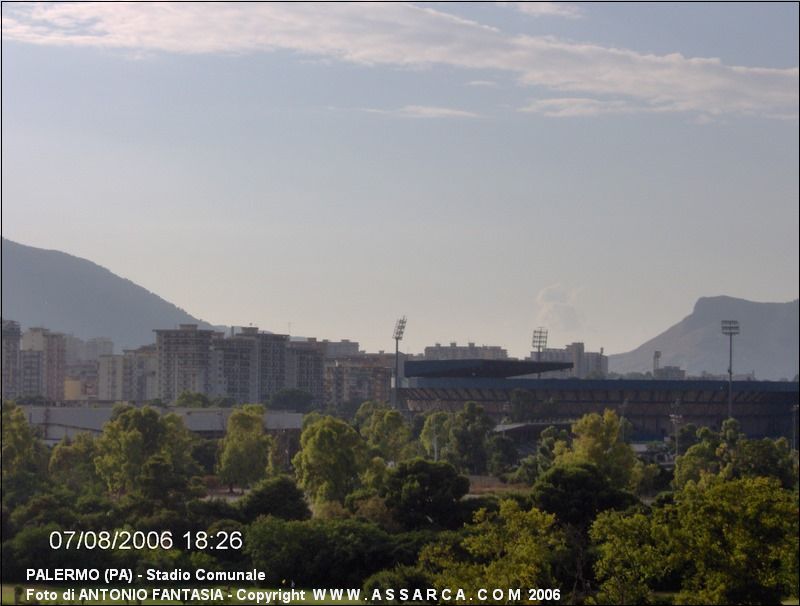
[286,339,326,408]
[324,353,393,410]
[528,342,608,378]
[155,324,216,403]
[20,327,66,401]
[2,319,21,400]
[97,345,157,402]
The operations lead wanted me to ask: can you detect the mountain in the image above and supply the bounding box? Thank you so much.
[1,239,218,350]
[609,296,799,380]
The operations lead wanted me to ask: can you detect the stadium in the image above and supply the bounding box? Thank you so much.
[399,359,799,443]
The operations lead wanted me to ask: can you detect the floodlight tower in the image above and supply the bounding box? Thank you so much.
[532,327,548,360]
[392,316,407,408]
[721,320,740,420]
[532,327,548,378]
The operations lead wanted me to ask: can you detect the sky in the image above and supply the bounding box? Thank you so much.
[2,2,798,357]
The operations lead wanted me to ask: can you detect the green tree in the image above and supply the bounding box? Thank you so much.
[675,419,797,490]
[217,405,271,492]
[238,476,310,522]
[173,391,212,408]
[419,499,565,602]
[590,510,663,605]
[381,458,469,530]
[509,425,569,485]
[360,407,414,462]
[449,402,495,474]
[93,405,198,497]
[1,401,49,508]
[532,462,636,530]
[555,409,636,490]
[670,476,799,604]
[419,412,453,462]
[49,433,104,493]
[292,416,367,503]
[353,400,388,430]
[246,516,400,588]
[485,434,518,476]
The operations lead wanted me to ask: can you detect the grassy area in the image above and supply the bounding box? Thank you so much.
[1,584,360,605]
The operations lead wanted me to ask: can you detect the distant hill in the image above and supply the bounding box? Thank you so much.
[1,239,218,350]
[609,296,799,380]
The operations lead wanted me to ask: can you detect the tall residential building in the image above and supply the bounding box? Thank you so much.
[322,339,361,359]
[254,332,288,403]
[2,319,22,399]
[155,324,215,403]
[65,335,114,366]
[324,354,393,410]
[20,327,66,401]
[85,337,114,360]
[424,342,508,360]
[528,342,608,379]
[20,350,44,397]
[98,345,157,402]
[210,328,289,405]
[287,339,326,407]
[65,361,99,401]
[211,329,259,404]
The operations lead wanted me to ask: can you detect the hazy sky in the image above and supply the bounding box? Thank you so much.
[2,2,798,357]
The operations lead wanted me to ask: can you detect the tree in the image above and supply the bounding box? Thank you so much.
[354,400,389,430]
[532,462,636,530]
[669,476,798,604]
[292,416,367,503]
[93,405,198,497]
[238,476,310,522]
[381,458,469,530]
[419,500,565,601]
[675,419,797,490]
[217,405,271,492]
[246,516,399,588]
[419,412,452,462]
[1,401,49,508]
[485,434,518,476]
[509,425,569,485]
[360,407,414,462]
[449,402,495,474]
[270,388,314,413]
[555,409,636,490]
[49,433,104,493]
[590,510,663,605]
[173,391,212,408]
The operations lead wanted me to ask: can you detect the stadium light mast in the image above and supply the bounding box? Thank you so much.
[532,327,548,378]
[721,320,740,420]
[532,327,548,360]
[392,316,407,408]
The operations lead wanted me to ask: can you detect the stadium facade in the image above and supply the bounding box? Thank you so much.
[399,360,799,443]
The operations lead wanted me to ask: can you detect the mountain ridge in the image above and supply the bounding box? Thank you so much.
[609,295,799,380]
[1,238,217,350]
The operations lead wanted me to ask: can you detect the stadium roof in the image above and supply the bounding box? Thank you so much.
[404,359,572,379]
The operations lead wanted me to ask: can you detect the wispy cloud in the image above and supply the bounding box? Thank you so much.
[2,3,797,119]
[364,105,479,119]
[466,79,498,87]
[512,2,583,19]
[521,97,640,117]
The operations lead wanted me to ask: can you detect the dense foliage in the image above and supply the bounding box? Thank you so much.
[1,399,797,604]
